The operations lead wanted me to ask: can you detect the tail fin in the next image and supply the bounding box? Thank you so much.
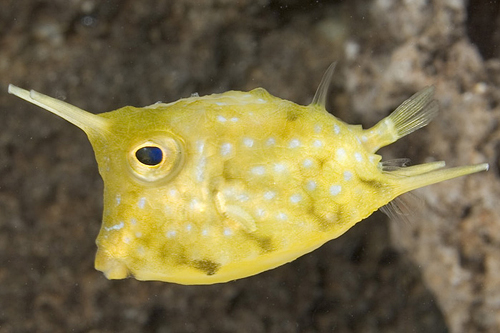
[362,86,439,153]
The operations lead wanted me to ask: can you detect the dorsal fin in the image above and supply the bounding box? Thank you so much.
[311,62,337,108]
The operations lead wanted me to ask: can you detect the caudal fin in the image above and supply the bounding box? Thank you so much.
[362,86,439,153]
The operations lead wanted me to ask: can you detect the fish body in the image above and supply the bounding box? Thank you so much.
[8,65,488,284]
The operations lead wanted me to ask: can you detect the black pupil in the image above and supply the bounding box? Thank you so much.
[136,146,163,166]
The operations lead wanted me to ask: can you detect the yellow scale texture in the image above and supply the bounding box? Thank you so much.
[8,65,488,284]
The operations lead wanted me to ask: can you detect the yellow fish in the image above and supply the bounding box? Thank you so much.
[8,64,488,285]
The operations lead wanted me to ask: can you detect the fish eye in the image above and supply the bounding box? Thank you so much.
[135,146,163,166]
[128,136,185,183]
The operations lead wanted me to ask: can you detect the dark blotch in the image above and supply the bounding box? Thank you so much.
[359,178,384,190]
[244,233,274,253]
[256,237,273,252]
[286,110,300,121]
[192,259,221,276]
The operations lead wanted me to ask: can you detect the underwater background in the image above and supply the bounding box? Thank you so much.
[0,0,498,332]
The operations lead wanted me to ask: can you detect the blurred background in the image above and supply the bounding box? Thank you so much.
[0,0,498,332]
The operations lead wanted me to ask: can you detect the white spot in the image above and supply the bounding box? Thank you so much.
[168,188,179,197]
[223,228,233,236]
[217,115,227,122]
[237,193,250,202]
[216,102,227,106]
[354,152,363,162]
[297,220,307,228]
[314,124,322,133]
[276,212,288,220]
[361,135,368,142]
[289,139,301,148]
[196,156,206,182]
[336,148,346,159]
[220,142,233,156]
[344,171,353,181]
[325,213,336,222]
[302,158,314,168]
[130,218,137,225]
[230,117,239,122]
[190,198,201,210]
[123,236,131,244]
[290,194,302,203]
[202,229,209,236]
[369,155,377,164]
[135,232,142,238]
[256,208,266,218]
[251,166,266,175]
[264,191,276,200]
[223,186,236,197]
[334,124,341,134]
[245,251,259,261]
[274,163,287,173]
[186,224,193,232]
[330,185,342,196]
[196,140,205,153]
[312,140,323,148]
[104,221,124,231]
[104,156,111,172]
[138,197,146,209]
[306,180,317,191]
[266,137,276,146]
[115,194,121,205]
[166,230,177,238]
[243,137,254,147]
[257,98,266,103]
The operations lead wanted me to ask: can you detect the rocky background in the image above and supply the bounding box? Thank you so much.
[0,0,498,332]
